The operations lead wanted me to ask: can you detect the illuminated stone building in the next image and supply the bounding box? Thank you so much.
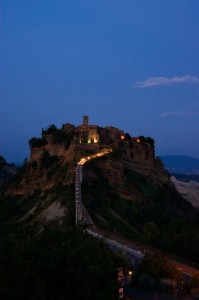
[60,115,125,145]
[75,116,100,144]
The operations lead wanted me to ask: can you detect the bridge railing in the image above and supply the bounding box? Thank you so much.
[75,148,144,261]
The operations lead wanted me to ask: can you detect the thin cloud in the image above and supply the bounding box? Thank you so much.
[159,111,199,118]
[132,75,199,88]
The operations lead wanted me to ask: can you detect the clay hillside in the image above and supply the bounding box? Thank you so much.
[4,115,169,196]
[1,116,199,266]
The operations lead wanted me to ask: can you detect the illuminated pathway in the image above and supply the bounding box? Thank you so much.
[75,149,199,277]
[75,148,144,266]
[75,149,112,228]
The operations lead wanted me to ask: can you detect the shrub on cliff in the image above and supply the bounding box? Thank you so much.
[29,137,47,148]
[51,130,74,148]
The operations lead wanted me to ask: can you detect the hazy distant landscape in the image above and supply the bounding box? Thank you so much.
[160,155,199,175]
[159,155,199,208]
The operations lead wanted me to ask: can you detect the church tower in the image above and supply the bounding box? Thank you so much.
[83,115,89,126]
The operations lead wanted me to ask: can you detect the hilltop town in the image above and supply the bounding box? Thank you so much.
[4,115,168,196]
[30,115,155,160]
[1,116,199,299]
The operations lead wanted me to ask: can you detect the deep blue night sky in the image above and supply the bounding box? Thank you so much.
[1,0,199,162]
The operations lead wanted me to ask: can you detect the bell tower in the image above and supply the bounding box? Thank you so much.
[83,115,89,126]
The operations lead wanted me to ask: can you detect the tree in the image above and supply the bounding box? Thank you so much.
[124,133,131,140]
[0,155,6,169]
[0,228,119,300]
[143,222,160,244]
[146,137,155,145]
[138,135,146,143]
[28,137,47,148]
[137,250,182,283]
[45,124,57,134]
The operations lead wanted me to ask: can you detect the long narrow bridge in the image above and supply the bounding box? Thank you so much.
[75,149,144,267]
[74,148,199,282]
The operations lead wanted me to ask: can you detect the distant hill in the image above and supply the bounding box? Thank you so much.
[160,155,199,174]
[0,163,17,185]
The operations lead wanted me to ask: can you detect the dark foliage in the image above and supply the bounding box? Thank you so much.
[51,130,74,148]
[82,161,199,264]
[0,229,118,300]
[29,137,47,148]
[42,124,57,135]
[124,133,131,140]
[0,182,121,300]
[0,155,7,169]
[42,124,74,148]
[138,136,155,145]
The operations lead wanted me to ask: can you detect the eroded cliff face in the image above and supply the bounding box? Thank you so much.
[83,157,145,201]
[3,161,74,196]
[3,133,169,198]
[4,144,77,196]
[117,140,169,183]
[30,141,77,163]
[83,145,169,202]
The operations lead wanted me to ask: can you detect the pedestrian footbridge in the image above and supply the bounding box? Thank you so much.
[75,149,144,266]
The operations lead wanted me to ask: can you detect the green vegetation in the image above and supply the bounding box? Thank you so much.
[29,124,75,149]
[134,250,183,291]
[0,155,7,169]
[82,163,142,241]
[82,161,199,264]
[0,156,17,184]
[0,184,121,300]
[42,124,74,148]
[29,137,47,148]
[138,136,155,145]
[125,169,159,198]
[134,250,199,293]
[124,133,131,140]
[42,124,57,134]
[51,130,74,148]
[0,228,119,300]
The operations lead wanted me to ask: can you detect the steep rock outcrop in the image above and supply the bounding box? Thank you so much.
[84,149,169,202]
[116,140,169,184]
[84,157,144,201]
[4,122,169,197]
[30,141,77,163]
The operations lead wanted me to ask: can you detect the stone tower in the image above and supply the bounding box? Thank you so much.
[83,115,89,126]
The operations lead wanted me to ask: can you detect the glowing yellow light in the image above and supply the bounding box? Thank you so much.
[79,158,86,165]
[121,135,125,140]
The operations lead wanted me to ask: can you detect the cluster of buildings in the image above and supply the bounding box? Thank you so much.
[62,115,125,145]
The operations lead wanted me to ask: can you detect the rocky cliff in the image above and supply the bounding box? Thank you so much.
[83,143,169,202]
[2,123,169,197]
[2,122,199,268]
